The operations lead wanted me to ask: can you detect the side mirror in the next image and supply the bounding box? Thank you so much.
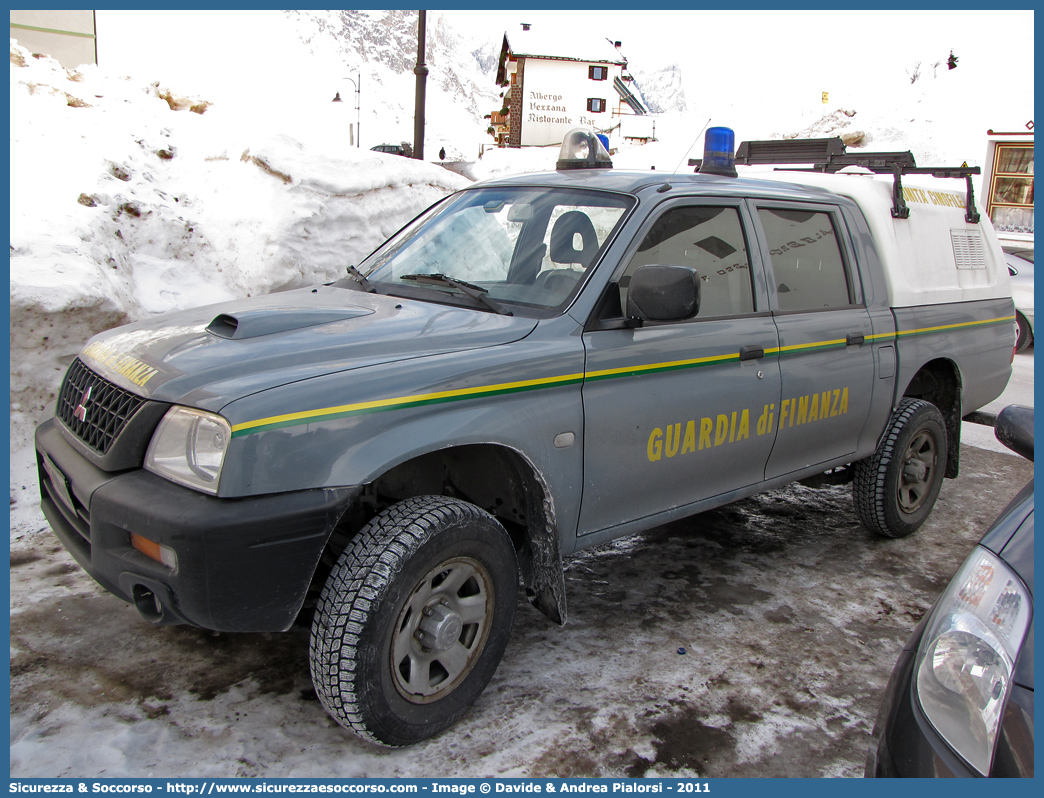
[626,264,701,322]
[995,405,1033,462]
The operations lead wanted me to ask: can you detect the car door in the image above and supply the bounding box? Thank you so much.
[578,198,782,537]
[748,201,878,479]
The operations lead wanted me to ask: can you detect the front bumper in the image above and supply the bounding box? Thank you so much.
[36,415,360,633]
[866,621,1034,777]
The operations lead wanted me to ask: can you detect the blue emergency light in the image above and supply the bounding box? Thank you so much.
[699,126,738,177]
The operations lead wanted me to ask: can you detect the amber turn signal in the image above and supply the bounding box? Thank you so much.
[131,534,178,569]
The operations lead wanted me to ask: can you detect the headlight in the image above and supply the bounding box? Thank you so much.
[914,546,1032,775]
[144,406,231,494]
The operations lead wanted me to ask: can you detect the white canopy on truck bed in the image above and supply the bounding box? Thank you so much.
[747,168,1010,308]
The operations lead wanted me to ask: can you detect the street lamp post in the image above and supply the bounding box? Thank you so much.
[413,10,427,160]
[331,72,362,148]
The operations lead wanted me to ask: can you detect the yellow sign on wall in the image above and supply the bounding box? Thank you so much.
[822,92,829,104]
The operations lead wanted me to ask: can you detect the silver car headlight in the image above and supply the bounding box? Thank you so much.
[144,406,231,495]
[914,546,1032,775]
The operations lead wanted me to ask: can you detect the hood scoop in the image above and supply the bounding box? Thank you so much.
[206,306,373,340]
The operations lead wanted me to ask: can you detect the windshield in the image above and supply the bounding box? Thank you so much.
[336,187,633,316]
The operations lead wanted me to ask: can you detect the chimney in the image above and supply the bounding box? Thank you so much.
[522,23,531,31]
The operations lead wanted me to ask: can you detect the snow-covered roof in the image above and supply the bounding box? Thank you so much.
[502,27,626,66]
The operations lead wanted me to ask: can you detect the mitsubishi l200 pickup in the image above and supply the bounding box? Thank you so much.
[36,128,1015,745]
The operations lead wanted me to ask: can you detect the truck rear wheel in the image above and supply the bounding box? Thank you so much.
[309,495,518,746]
[853,398,947,538]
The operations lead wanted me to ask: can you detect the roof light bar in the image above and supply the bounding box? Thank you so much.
[556,128,613,170]
[699,127,737,177]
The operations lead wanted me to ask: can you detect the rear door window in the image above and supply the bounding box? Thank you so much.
[756,207,853,311]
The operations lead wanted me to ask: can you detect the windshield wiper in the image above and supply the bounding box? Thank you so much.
[345,265,377,293]
[399,273,513,316]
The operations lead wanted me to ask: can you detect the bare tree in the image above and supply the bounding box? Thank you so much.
[906,61,922,84]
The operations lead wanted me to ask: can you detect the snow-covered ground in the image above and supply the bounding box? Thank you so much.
[8,8,1034,779]
[10,445,1034,778]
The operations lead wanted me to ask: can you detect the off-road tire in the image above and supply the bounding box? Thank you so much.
[309,495,518,747]
[1015,311,1033,352]
[853,398,947,538]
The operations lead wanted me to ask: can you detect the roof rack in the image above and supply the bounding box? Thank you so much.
[734,136,981,223]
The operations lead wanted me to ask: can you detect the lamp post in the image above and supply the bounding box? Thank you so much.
[413,10,428,160]
[331,72,362,148]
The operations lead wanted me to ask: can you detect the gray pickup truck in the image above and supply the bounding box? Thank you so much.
[35,128,1014,746]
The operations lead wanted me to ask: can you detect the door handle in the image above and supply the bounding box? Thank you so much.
[739,345,765,361]
[846,333,865,346]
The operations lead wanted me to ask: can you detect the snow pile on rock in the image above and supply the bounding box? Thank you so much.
[783,60,1030,168]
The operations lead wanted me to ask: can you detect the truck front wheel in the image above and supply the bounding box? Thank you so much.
[853,398,947,538]
[309,495,518,746]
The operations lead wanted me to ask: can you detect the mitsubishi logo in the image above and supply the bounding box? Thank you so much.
[73,386,92,422]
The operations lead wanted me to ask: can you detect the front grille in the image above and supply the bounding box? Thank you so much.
[57,358,147,455]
